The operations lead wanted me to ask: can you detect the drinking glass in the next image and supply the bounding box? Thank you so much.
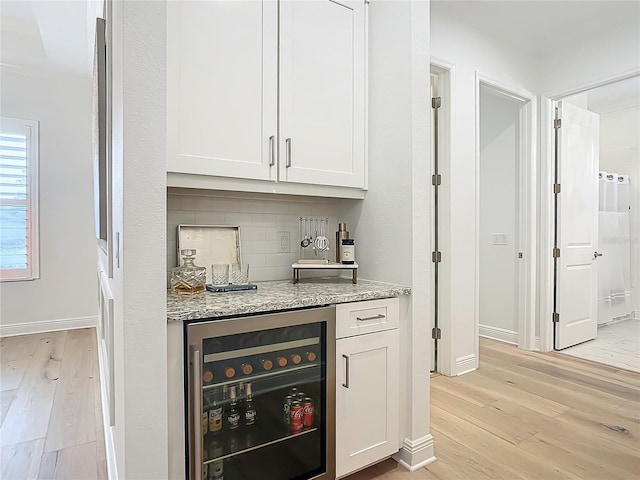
[211,264,230,286]
[231,263,250,285]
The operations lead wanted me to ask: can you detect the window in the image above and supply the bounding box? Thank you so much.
[0,117,39,281]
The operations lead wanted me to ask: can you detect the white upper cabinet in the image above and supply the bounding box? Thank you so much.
[167,0,367,195]
[167,1,278,181]
[279,0,366,188]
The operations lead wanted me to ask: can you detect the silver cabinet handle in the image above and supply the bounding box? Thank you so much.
[285,138,292,168]
[191,347,202,480]
[342,354,350,388]
[356,314,385,322]
[594,251,603,258]
[268,135,275,166]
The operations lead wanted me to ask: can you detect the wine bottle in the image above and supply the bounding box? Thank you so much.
[202,367,214,385]
[259,358,273,371]
[290,352,302,365]
[244,383,256,427]
[275,355,288,368]
[240,361,253,376]
[305,350,317,362]
[226,386,240,431]
[223,365,236,379]
[208,388,223,436]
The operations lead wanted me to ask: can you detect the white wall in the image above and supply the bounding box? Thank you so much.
[167,190,341,283]
[108,1,168,478]
[0,67,97,335]
[479,88,521,341]
[598,105,640,315]
[430,8,538,373]
[339,0,433,468]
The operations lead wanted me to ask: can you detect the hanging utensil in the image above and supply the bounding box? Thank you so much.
[314,217,329,251]
[300,217,312,248]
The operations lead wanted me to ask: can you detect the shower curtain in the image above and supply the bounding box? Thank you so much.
[598,171,632,325]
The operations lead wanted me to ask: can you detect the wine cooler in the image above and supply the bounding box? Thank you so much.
[186,307,336,480]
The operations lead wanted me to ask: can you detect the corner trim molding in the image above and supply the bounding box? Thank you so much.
[455,354,477,376]
[96,330,119,480]
[393,434,436,471]
[479,324,518,345]
[0,316,97,337]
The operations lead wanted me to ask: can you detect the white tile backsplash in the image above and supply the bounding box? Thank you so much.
[167,191,341,283]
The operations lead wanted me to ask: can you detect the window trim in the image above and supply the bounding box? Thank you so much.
[0,117,39,282]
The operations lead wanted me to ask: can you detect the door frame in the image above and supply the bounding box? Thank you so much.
[430,58,453,375]
[474,73,537,352]
[539,68,640,352]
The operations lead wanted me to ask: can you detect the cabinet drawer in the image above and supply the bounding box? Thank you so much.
[336,298,399,339]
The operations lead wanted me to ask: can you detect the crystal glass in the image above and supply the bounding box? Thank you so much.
[171,249,206,294]
[211,264,230,286]
[230,263,250,285]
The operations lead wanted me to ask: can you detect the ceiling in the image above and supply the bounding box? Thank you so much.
[431,0,640,59]
[587,75,640,114]
[0,0,99,76]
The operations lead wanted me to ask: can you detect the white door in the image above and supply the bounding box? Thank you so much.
[335,330,399,478]
[555,101,600,349]
[279,0,365,188]
[167,1,278,180]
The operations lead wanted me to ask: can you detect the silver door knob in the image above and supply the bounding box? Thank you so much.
[594,251,603,258]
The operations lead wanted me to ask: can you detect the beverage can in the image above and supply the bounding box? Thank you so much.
[290,400,303,431]
[283,395,293,424]
[288,387,298,397]
[303,397,314,427]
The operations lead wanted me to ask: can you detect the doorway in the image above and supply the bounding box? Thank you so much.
[476,77,536,354]
[551,76,640,372]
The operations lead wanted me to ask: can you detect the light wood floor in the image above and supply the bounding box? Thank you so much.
[347,337,640,480]
[2,332,638,479]
[0,328,107,480]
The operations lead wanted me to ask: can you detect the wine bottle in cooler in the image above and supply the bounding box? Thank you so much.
[225,386,241,431]
[243,382,256,427]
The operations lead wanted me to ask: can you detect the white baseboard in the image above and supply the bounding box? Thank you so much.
[0,316,97,337]
[535,336,541,351]
[455,354,477,376]
[633,310,640,321]
[393,434,436,471]
[96,330,119,480]
[479,324,518,345]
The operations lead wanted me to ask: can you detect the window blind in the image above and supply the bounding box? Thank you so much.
[0,133,29,270]
[0,118,38,280]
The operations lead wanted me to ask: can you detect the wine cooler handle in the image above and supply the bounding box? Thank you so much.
[342,354,350,388]
[191,347,203,480]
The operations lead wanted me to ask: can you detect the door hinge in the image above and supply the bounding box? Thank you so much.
[432,174,442,186]
[553,183,561,194]
[432,97,441,109]
[553,247,560,258]
[432,327,442,340]
[554,118,562,129]
[518,252,523,259]
[364,0,370,4]
[552,312,560,323]
[432,251,442,263]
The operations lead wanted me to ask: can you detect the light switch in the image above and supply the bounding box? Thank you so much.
[492,233,508,245]
[278,231,290,253]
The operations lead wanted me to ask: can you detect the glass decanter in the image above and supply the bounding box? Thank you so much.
[171,249,206,294]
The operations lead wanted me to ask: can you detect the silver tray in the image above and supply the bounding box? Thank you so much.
[177,225,241,284]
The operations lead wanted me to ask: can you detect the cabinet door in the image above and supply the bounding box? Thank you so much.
[279,0,366,188]
[336,329,399,478]
[167,1,277,181]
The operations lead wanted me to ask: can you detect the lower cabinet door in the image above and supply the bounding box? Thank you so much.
[335,329,399,478]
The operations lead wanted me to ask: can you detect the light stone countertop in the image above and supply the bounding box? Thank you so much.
[167,277,411,322]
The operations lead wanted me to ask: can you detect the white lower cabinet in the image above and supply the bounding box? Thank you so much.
[335,299,400,478]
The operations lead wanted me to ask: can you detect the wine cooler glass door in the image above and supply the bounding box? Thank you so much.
[187,306,336,480]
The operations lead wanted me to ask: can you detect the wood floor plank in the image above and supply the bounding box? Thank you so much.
[430,404,584,480]
[0,333,48,392]
[44,329,96,453]
[431,387,539,445]
[0,438,45,480]
[0,389,16,428]
[0,332,67,447]
[426,428,526,480]
[37,441,98,480]
[479,351,639,419]
[429,374,501,407]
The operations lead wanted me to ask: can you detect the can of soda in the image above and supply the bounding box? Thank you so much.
[290,400,303,431]
[283,395,293,424]
[288,387,299,397]
[303,397,314,427]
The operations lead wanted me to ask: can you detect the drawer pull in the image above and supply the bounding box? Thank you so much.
[356,314,386,322]
[342,354,350,388]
